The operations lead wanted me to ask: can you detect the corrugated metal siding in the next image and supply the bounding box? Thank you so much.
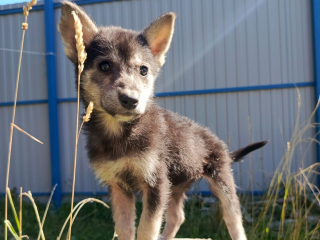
[0,10,47,102]
[54,0,314,98]
[0,2,27,11]
[0,7,50,193]
[157,87,316,191]
[0,0,316,193]
[0,104,52,193]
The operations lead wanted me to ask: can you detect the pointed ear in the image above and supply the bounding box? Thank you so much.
[143,12,176,66]
[58,1,98,63]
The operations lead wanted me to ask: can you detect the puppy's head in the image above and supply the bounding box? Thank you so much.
[58,1,176,122]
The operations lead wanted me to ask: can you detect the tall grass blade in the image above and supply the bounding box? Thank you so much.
[19,187,22,238]
[67,10,87,240]
[22,191,45,240]
[37,184,57,240]
[111,231,118,240]
[57,198,109,240]
[4,220,20,240]
[4,1,37,239]
[6,188,20,231]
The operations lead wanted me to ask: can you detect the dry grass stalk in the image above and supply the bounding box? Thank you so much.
[19,187,22,239]
[77,101,94,142]
[12,123,43,144]
[67,11,88,240]
[4,1,37,240]
[247,92,320,240]
[300,171,320,205]
[111,231,118,240]
[22,191,45,240]
[36,184,57,240]
[57,198,109,240]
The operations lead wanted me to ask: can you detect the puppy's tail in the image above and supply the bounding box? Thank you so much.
[230,141,268,162]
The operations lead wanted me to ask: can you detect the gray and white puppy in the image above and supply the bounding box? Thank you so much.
[59,2,267,240]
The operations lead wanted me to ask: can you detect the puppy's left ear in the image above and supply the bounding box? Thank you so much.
[143,12,176,66]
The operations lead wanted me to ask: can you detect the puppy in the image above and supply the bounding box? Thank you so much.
[58,2,267,240]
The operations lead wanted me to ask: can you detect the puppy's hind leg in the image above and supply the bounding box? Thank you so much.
[204,157,247,240]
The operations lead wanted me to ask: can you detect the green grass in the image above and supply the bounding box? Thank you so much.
[0,194,114,240]
[1,191,319,240]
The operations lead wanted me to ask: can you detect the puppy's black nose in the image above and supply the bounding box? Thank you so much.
[119,94,139,110]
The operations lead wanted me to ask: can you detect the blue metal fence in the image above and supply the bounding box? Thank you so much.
[44,0,62,205]
[312,0,320,189]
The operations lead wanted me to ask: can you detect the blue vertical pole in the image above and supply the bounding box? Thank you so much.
[312,0,320,187]
[44,0,62,205]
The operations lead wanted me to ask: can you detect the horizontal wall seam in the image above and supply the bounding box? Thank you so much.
[0,99,48,107]
[0,48,46,55]
[0,4,43,15]
[0,82,315,107]
[0,0,123,16]
[154,82,314,97]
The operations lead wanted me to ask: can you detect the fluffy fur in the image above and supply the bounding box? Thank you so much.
[58,2,267,240]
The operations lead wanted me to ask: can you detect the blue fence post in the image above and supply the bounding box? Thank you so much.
[44,0,62,205]
[312,0,320,187]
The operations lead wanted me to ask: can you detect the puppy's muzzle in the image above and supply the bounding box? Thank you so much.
[119,94,139,110]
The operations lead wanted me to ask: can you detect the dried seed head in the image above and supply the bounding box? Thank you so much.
[23,6,29,17]
[83,102,94,122]
[83,115,90,122]
[86,102,94,115]
[22,23,28,30]
[27,2,32,10]
[24,0,36,17]
[287,142,290,151]
[71,11,87,73]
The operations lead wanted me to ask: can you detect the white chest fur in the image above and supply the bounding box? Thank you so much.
[90,151,159,188]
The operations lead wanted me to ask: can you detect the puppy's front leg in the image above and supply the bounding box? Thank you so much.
[110,184,136,240]
[137,179,169,240]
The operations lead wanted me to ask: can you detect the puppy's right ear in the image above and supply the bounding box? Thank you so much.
[58,1,98,63]
[142,12,176,66]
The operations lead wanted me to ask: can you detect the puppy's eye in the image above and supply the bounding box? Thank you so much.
[99,61,111,72]
[140,66,148,76]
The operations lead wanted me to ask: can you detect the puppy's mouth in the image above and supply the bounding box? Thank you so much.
[114,111,139,122]
[102,106,139,122]
[118,111,135,116]
[114,114,138,122]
